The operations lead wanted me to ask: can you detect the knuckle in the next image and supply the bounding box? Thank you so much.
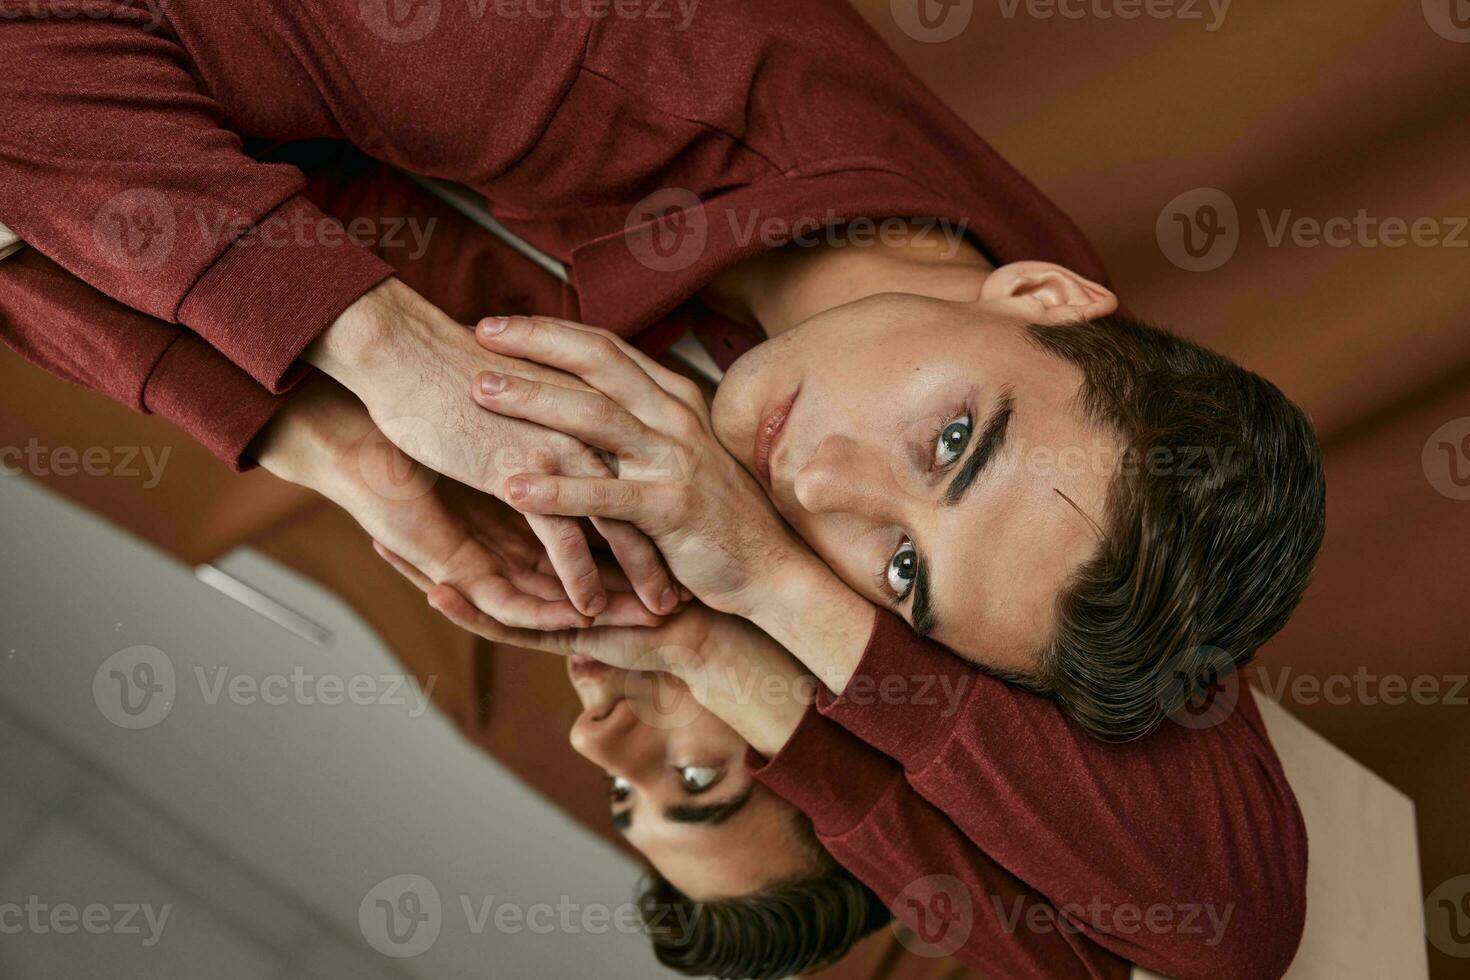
[587,335,619,365]
[667,404,704,441]
[580,393,617,426]
[671,377,704,404]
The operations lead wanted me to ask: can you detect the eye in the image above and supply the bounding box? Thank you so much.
[935,415,972,467]
[608,775,632,803]
[678,766,722,793]
[885,540,917,599]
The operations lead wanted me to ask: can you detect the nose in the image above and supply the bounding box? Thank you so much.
[793,434,901,520]
[568,698,637,769]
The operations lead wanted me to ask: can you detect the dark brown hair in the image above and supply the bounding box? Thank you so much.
[638,814,889,978]
[1022,314,1326,740]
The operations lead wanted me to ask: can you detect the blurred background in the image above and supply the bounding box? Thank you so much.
[2,0,1467,977]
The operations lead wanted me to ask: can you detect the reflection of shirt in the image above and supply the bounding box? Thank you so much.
[0,0,1103,466]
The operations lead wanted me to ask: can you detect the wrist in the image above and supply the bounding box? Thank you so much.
[303,278,427,396]
[685,614,815,759]
[253,377,376,493]
[740,554,874,695]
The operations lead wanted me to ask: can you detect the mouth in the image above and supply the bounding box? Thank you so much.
[753,387,799,487]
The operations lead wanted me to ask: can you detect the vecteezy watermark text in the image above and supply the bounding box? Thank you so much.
[0,897,171,947]
[0,439,171,489]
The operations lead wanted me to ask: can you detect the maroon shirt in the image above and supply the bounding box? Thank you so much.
[0,4,1306,976]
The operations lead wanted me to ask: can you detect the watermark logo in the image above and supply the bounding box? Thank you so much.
[1423,0,1470,42]
[893,874,973,957]
[892,0,974,42]
[1425,874,1470,957]
[626,188,707,273]
[360,0,442,42]
[1157,644,1239,730]
[887,0,970,42]
[94,189,176,272]
[93,646,176,730]
[356,420,441,503]
[1157,187,1238,272]
[1423,417,1470,501]
[360,875,443,957]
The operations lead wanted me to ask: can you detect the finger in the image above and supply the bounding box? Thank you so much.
[374,541,436,593]
[507,474,672,528]
[524,513,607,617]
[528,316,704,405]
[590,592,668,628]
[591,516,679,615]
[459,576,594,631]
[380,538,590,630]
[477,316,677,426]
[427,584,577,653]
[463,526,569,601]
[473,371,657,456]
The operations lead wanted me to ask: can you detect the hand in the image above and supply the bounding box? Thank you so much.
[469,315,811,617]
[254,376,662,630]
[427,586,813,758]
[303,279,679,619]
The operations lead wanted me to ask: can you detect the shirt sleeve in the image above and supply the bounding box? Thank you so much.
[0,246,288,470]
[0,12,392,392]
[749,706,1131,980]
[813,610,1307,980]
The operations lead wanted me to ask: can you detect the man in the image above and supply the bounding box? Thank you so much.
[0,2,1314,975]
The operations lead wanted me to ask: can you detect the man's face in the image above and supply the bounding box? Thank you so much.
[712,292,1118,673]
[563,657,815,900]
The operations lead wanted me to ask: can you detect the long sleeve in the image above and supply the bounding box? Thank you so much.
[749,708,1131,980]
[812,610,1307,980]
[0,246,288,468]
[0,10,391,391]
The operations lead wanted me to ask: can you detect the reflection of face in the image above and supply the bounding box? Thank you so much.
[563,657,815,901]
[713,293,1118,673]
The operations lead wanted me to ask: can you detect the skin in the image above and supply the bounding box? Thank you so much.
[563,658,814,901]
[470,233,1124,680]
[710,288,1120,671]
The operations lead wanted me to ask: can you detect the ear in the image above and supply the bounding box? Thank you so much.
[978,261,1117,324]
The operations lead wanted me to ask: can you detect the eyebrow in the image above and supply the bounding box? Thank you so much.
[911,386,1016,638]
[610,789,754,835]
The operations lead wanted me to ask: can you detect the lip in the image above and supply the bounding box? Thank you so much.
[753,387,799,487]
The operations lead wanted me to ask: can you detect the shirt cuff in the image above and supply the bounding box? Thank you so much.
[815,608,978,773]
[175,194,394,391]
[745,704,901,837]
[141,332,295,471]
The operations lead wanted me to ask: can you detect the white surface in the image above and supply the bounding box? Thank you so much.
[0,474,656,979]
[0,221,22,262]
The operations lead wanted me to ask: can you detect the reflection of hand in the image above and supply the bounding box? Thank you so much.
[303,279,678,619]
[426,585,811,758]
[468,315,811,619]
[254,377,662,630]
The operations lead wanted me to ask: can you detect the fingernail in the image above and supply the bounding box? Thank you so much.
[587,593,607,616]
[659,587,678,612]
[480,316,509,336]
[479,372,507,395]
[505,476,529,500]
